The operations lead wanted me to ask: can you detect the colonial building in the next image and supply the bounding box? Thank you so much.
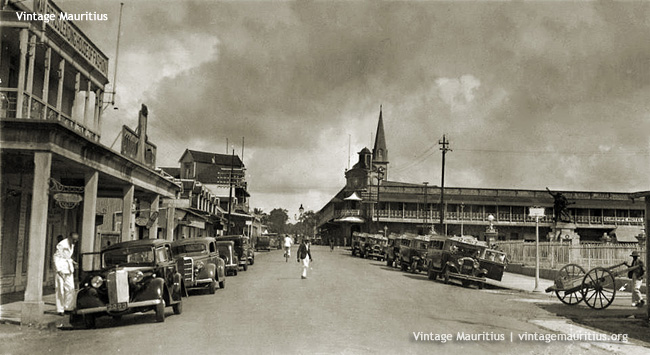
[315,108,645,246]
[1,0,180,325]
[161,149,260,239]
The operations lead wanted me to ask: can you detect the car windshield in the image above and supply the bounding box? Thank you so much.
[172,243,206,255]
[103,247,155,267]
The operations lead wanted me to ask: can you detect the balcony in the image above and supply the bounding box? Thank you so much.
[1,89,99,142]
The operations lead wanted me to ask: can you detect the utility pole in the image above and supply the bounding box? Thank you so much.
[423,182,428,234]
[439,134,451,234]
[227,149,234,234]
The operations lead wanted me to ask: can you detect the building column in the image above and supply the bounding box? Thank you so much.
[21,152,52,326]
[166,206,175,241]
[80,171,98,255]
[121,185,134,242]
[42,47,52,120]
[15,29,28,118]
[83,80,91,127]
[25,35,36,118]
[149,195,159,239]
[56,60,65,118]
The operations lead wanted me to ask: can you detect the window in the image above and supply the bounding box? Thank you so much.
[183,162,194,178]
[155,246,168,262]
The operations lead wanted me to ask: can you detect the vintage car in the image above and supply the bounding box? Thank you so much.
[425,236,507,288]
[256,235,271,251]
[72,239,183,328]
[171,237,225,294]
[351,232,369,258]
[399,234,439,273]
[215,235,253,270]
[216,240,239,276]
[366,234,388,261]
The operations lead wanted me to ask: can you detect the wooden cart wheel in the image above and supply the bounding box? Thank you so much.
[555,263,586,305]
[581,267,616,310]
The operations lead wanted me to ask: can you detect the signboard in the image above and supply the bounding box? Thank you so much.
[162,199,190,208]
[120,125,157,169]
[529,207,545,218]
[146,211,159,229]
[34,0,109,78]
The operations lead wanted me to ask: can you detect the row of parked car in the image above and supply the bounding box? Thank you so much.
[71,235,255,328]
[351,232,508,289]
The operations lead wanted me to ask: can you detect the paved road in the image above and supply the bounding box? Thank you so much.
[0,246,644,354]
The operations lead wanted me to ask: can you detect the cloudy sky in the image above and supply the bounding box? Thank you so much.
[58,0,650,215]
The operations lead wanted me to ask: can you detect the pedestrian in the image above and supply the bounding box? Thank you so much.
[297,237,313,279]
[329,238,334,252]
[53,232,79,315]
[283,234,293,262]
[625,251,645,307]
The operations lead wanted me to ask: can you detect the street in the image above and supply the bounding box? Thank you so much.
[0,246,646,354]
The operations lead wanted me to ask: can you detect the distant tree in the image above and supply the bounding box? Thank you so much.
[268,208,289,234]
[252,208,268,225]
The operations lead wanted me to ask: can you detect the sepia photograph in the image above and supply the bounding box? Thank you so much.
[1,0,650,354]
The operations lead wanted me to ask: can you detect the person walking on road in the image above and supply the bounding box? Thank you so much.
[297,238,313,279]
[53,232,79,315]
[329,238,334,252]
[283,234,293,262]
[626,251,645,307]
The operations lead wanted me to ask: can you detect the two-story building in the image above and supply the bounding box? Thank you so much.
[1,0,180,325]
[316,108,645,246]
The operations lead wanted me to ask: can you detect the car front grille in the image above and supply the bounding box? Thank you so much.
[106,269,130,304]
[182,257,193,284]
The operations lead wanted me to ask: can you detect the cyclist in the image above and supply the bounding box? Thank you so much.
[283,234,293,262]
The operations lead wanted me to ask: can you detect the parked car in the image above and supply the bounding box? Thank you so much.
[351,232,369,258]
[426,236,507,288]
[366,234,388,261]
[399,234,438,273]
[215,235,253,270]
[72,239,183,328]
[216,240,239,276]
[256,235,271,251]
[171,237,225,294]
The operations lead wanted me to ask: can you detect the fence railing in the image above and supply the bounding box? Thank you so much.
[494,240,646,270]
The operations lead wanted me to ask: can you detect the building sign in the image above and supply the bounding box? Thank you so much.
[121,125,157,169]
[35,0,109,78]
[528,207,545,218]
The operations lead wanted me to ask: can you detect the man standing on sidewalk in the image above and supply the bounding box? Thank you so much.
[626,251,645,307]
[53,232,79,315]
[297,238,313,279]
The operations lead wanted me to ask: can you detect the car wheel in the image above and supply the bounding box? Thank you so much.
[155,301,165,322]
[428,268,435,280]
[250,258,254,266]
[386,258,392,267]
[173,299,183,315]
[83,314,96,329]
[401,261,408,272]
[219,279,225,289]
[243,263,248,271]
[209,281,217,294]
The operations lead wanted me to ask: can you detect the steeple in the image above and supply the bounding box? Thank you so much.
[372,105,389,177]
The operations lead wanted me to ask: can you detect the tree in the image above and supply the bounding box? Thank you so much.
[252,208,268,226]
[267,208,289,234]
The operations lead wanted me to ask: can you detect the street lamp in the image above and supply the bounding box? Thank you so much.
[298,204,305,239]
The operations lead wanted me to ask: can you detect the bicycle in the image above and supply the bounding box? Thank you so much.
[283,246,291,262]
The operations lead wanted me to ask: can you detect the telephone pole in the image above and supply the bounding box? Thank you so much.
[439,135,451,234]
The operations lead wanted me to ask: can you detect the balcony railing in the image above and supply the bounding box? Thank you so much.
[1,89,99,142]
[368,210,642,226]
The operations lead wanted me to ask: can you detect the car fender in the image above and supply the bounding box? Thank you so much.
[132,277,165,303]
[198,263,216,281]
[445,261,459,274]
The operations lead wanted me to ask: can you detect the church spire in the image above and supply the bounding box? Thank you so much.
[372,105,388,164]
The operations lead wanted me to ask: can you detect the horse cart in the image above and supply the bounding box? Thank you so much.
[545,262,641,309]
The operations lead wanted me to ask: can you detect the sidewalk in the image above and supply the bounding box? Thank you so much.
[0,292,64,329]
[486,271,556,293]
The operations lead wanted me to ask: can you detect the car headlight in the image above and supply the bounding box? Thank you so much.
[195,261,205,271]
[90,275,103,288]
[129,270,144,285]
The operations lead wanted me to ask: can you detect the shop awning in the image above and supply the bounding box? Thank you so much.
[334,216,365,223]
[613,227,643,243]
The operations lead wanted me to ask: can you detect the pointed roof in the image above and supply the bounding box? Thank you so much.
[180,149,244,168]
[372,105,388,163]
